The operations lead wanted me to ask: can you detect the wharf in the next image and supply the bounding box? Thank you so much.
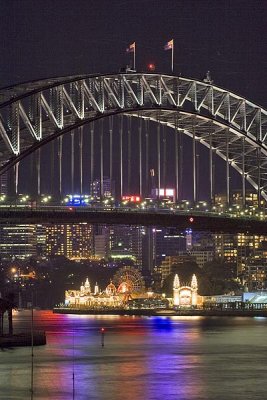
[53,307,267,318]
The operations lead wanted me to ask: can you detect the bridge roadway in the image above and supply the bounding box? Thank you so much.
[0,207,266,234]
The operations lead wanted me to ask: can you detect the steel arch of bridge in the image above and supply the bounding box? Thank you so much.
[0,73,267,199]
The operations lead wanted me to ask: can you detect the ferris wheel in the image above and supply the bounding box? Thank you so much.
[113,266,145,294]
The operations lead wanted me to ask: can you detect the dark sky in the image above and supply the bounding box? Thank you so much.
[1,0,266,105]
[0,0,267,198]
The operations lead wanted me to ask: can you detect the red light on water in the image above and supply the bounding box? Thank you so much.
[101,328,105,332]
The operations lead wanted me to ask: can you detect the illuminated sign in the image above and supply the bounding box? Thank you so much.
[64,194,90,206]
[153,188,175,199]
[122,195,141,202]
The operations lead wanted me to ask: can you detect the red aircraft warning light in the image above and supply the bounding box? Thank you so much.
[147,63,155,72]
[189,217,194,223]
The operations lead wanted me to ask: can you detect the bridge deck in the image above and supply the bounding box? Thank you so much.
[0,208,266,234]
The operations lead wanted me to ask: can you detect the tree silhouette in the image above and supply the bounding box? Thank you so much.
[0,293,17,336]
[200,259,240,295]
[0,298,6,336]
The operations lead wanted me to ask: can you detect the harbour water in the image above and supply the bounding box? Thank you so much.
[0,310,267,400]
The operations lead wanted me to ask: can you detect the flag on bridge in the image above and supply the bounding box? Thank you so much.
[164,39,173,51]
[126,42,136,70]
[164,39,174,72]
[126,42,135,53]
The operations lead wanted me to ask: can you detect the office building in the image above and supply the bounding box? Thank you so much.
[90,177,115,198]
[46,223,93,259]
[0,224,37,259]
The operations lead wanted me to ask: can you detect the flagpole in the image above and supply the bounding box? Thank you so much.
[133,42,136,70]
[171,40,174,73]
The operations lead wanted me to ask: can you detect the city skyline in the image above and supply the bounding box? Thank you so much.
[1,2,267,398]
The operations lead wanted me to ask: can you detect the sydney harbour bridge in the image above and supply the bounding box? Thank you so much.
[0,72,266,233]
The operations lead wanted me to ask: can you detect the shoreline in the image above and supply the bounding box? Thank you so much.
[53,307,267,318]
[0,331,46,348]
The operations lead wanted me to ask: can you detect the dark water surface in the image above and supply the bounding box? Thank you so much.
[0,310,267,400]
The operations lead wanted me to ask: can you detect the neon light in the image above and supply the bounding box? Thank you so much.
[122,195,141,202]
[65,194,90,206]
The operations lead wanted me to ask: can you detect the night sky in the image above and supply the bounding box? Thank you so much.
[0,0,267,198]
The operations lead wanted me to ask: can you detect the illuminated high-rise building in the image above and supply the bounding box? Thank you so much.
[142,227,156,272]
[93,225,109,259]
[36,224,46,256]
[243,264,267,290]
[65,223,93,259]
[0,224,37,259]
[108,225,144,266]
[153,228,186,266]
[141,228,186,272]
[231,190,265,208]
[45,223,93,259]
[185,229,193,251]
[214,190,266,209]
[90,177,115,198]
[213,233,267,277]
[45,224,65,256]
[128,226,143,267]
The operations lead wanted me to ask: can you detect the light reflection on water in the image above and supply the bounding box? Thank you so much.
[0,311,267,399]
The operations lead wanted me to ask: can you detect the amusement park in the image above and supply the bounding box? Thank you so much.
[53,265,267,316]
[62,267,200,311]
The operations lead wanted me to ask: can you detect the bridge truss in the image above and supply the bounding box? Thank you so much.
[0,73,266,203]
